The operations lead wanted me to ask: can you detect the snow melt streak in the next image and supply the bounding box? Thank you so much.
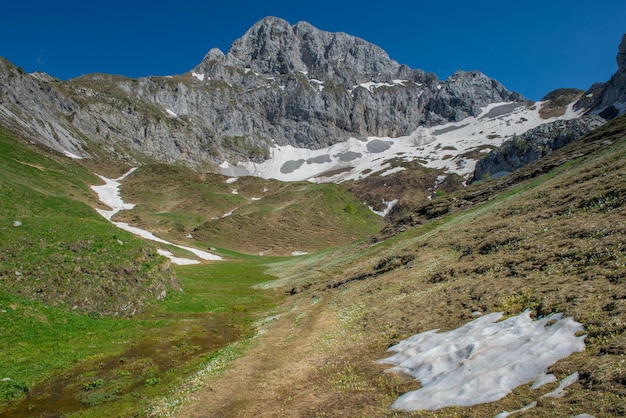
[376,310,585,411]
[91,169,221,263]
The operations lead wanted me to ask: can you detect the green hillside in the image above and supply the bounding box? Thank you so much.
[0,128,177,316]
[116,164,384,255]
[0,129,279,416]
[1,114,625,416]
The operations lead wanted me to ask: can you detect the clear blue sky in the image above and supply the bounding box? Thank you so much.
[1,0,624,100]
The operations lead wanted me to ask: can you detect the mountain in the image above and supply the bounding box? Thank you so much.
[2,19,626,417]
[472,111,606,181]
[0,17,523,170]
[1,18,624,189]
[470,34,626,184]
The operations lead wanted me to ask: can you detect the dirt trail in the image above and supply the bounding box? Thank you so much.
[179,293,335,417]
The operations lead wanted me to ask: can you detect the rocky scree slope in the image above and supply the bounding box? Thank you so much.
[473,33,626,184]
[472,113,606,181]
[0,17,523,168]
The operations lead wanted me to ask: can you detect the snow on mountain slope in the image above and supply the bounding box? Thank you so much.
[219,101,584,183]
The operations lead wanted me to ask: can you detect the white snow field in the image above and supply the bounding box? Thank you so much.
[376,310,585,412]
[91,168,222,264]
[219,101,583,183]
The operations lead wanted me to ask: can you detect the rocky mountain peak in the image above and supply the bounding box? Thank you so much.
[195,16,415,87]
[1,17,530,170]
[224,16,306,75]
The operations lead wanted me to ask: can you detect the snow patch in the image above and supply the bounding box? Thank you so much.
[191,72,205,81]
[369,199,398,217]
[157,249,200,265]
[63,150,84,159]
[354,79,408,92]
[219,101,584,184]
[496,372,581,417]
[225,177,238,184]
[495,401,538,417]
[222,207,238,218]
[377,310,585,412]
[310,79,324,92]
[541,372,579,398]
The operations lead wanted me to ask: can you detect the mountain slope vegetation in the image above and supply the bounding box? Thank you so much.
[0,104,624,417]
[0,127,288,416]
[114,164,384,256]
[176,114,626,417]
[0,127,178,316]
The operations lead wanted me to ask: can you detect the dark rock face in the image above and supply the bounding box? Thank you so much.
[576,33,626,119]
[472,116,606,181]
[617,33,626,70]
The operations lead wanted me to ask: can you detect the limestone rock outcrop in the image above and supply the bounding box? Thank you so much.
[0,17,524,167]
[472,115,606,181]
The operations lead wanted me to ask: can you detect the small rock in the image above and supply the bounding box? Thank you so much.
[13,221,22,227]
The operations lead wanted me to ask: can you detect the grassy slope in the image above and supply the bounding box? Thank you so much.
[0,128,281,415]
[0,128,163,406]
[177,115,626,417]
[116,164,384,256]
[2,112,624,416]
[0,127,177,316]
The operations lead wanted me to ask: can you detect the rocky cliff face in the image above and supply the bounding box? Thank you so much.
[472,33,626,182]
[472,115,606,181]
[0,17,524,167]
[576,33,626,119]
